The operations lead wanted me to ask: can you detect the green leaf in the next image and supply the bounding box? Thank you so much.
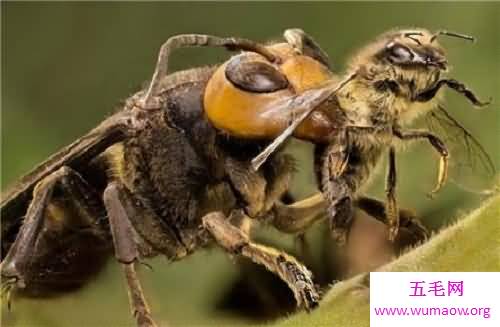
[264,194,500,327]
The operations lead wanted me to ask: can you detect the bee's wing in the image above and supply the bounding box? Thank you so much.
[1,111,132,247]
[424,105,497,194]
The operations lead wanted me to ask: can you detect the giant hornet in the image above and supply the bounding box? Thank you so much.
[1,28,493,327]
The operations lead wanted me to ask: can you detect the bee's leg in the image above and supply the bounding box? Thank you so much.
[385,147,399,241]
[318,125,385,245]
[140,34,277,109]
[319,133,357,245]
[202,212,319,311]
[1,167,106,303]
[103,182,157,327]
[354,196,429,243]
[415,79,490,107]
[393,128,449,195]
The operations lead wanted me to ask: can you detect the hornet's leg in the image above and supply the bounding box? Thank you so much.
[225,153,296,219]
[1,167,108,305]
[140,34,278,109]
[202,212,319,311]
[271,193,326,234]
[283,28,330,68]
[270,191,428,243]
[105,181,187,260]
[103,182,157,327]
[225,157,267,218]
[270,189,323,271]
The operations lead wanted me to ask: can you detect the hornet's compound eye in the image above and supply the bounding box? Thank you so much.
[225,55,288,93]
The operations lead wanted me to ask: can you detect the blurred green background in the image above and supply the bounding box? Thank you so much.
[1,2,499,326]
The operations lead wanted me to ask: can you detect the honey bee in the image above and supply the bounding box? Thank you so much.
[252,28,494,242]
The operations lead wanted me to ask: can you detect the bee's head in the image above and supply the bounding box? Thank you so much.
[349,28,475,102]
[376,29,450,71]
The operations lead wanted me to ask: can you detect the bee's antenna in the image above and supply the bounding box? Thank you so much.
[403,32,423,45]
[430,30,475,43]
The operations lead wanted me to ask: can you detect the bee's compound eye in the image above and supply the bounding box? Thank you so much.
[225,55,288,93]
[387,43,414,63]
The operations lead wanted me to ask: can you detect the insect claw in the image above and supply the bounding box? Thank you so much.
[474,96,492,108]
[429,155,449,195]
[427,189,440,199]
[427,185,443,199]
[427,183,444,199]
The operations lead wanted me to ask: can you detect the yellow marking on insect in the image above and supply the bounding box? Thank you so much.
[204,43,333,139]
[329,151,350,178]
[280,53,332,92]
[45,201,71,231]
[45,202,68,225]
[430,154,449,196]
[106,143,126,180]
[385,195,400,241]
